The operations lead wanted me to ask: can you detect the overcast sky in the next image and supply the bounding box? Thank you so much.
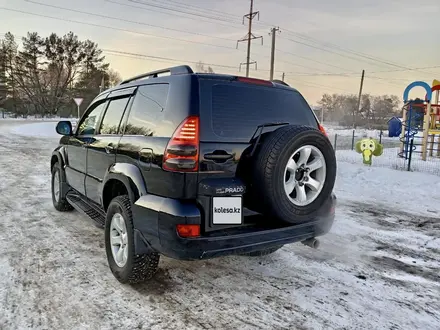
[0,0,439,104]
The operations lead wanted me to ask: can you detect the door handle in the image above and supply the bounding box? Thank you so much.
[204,151,233,162]
[105,143,115,154]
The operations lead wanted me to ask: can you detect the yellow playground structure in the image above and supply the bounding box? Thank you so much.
[400,79,440,161]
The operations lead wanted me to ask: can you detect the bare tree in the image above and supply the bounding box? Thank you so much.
[318,93,400,127]
[106,68,122,87]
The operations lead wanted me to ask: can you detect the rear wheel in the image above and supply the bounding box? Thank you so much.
[51,163,73,212]
[251,125,336,223]
[105,195,160,284]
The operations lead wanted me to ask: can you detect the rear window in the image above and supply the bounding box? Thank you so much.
[208,83,317,140]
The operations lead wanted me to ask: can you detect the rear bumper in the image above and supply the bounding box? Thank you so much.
[132,193,336,260]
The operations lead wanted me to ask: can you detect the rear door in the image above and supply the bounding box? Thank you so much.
[198,78,319,178]
[197,78,319,228]
[85,89,134,205]
[117,83,175,198]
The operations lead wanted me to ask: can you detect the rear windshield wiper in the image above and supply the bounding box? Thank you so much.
[249,122,290,157]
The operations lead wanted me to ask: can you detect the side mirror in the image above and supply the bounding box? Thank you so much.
[56,121,73,136]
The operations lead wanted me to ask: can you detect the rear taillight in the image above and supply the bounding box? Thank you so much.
[236,77,273,86]
[318,124,327,136]
[163,116,200,172]
[176,224,200,238]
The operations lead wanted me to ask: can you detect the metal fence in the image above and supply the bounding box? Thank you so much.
[330,129,440,176]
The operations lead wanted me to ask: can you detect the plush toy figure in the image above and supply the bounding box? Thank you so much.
[355,138,383,165]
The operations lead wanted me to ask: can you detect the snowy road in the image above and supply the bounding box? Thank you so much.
[0,121,439,330]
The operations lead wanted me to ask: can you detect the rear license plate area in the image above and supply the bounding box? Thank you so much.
[212,196,243,225]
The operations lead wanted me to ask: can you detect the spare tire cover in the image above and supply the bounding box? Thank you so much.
[250,125,336,223]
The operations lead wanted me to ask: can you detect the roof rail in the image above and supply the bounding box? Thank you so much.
[119,65,193,85]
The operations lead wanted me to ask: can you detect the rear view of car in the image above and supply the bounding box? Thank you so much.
[51,65,336,286]
[146,73,337,258]
[196,75,336,225]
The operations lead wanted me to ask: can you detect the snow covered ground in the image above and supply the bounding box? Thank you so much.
[337,147,440,176]
[0,121,439,330]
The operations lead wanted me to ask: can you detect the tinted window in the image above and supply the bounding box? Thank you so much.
[99,97,130,134]
[210,84,317,139]
[77,101,107,135]
[124,84,170,137]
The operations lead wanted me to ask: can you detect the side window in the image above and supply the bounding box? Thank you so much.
[99,97,130,135]
[124,84,169,137]
[77,101,107,135]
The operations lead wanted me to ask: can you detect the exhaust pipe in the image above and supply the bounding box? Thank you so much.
[301,238,320,249]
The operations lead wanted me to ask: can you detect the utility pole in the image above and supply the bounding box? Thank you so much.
[355,69,365,128]
[237,0,263,77]
[282,72,285,82]
[269,27,280,81]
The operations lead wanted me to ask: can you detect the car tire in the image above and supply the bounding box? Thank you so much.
[105,195,160,284]
[240,245,283,257]
[251,125,337,224]
[51,163,74,212]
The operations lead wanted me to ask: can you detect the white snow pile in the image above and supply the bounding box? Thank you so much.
[9,121,61,138]
[335,161,440,215]
[337,145,440,177]
[5,120,77,139]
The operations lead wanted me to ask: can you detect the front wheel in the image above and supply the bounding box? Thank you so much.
[51,163,73,212]
[105,195,160,284]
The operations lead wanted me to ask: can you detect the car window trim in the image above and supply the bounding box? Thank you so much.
[96,95,133,136]
[75,99,109,137]
[120,83,169,136]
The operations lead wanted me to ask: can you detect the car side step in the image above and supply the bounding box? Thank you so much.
[66,192,106,228]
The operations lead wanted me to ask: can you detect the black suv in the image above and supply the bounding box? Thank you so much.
[51,65,337,284]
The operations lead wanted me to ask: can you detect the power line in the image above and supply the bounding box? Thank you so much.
[103,49,356,93]
[25,0,236,42]
[105,0,241,30]
[127,0,242,25]
[275,48,358,74]
[2,6,434,91]
[147,0,431,74]
[24,1,350,76]
[281,31,396,68]
[0,30,395,95]
[103,1,434,76]
[0,6,238,51]
[25,0,406,78]
[280,35,440,77]
[284,77,355,94]
[13,3,332,76]
[279,36,398,69]
[291,65,440,76]
[280,29,433,75]
[103,49,241,70]
[103,49,353,93]
[119,0,433,74]
[146,0,240,22]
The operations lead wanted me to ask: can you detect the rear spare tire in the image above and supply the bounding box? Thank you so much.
[251,125,336,223]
